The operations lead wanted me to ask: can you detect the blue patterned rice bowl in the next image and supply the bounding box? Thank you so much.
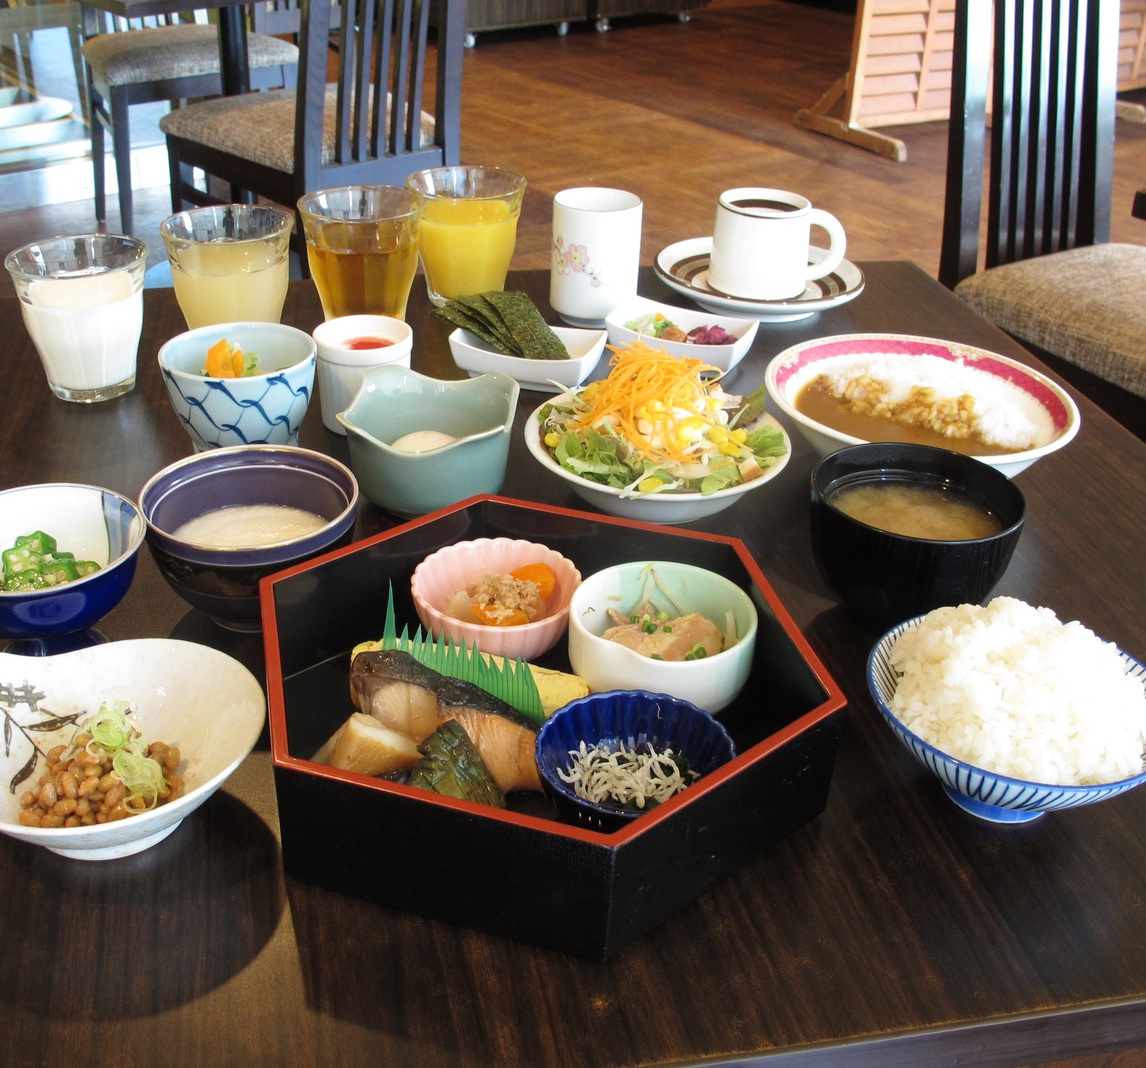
[868,615,1146,823]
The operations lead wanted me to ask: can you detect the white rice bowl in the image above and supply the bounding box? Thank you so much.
[885,597,1146,787]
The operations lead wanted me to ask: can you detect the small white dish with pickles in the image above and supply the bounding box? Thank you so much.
[604,296,758,373]
[448,326,608,393]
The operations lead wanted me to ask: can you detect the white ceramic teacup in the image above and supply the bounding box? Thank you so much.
[312,315,413,434]
[550,187,642,327]
[708,188,846,300]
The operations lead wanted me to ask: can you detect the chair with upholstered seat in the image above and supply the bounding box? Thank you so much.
[80,7,300,235]
[939,0,1146,439]
[159,0,465,277]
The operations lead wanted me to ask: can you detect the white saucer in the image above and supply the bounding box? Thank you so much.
[654,237,865,322]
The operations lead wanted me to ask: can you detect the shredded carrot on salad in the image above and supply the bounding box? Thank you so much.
[536,339,788,498]
[568,341,726,464]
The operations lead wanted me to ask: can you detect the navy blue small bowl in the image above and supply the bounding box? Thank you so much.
[139,444,359,631]
[536,689,737,833]
[0,484,145,646]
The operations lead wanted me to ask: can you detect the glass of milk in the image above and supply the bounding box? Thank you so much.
[5,234,148,403]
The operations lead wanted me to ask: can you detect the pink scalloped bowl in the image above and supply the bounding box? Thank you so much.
[764,333,1081,477]
[410,537,582,660]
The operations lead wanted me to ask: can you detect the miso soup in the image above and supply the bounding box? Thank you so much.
[828,479,1003,540]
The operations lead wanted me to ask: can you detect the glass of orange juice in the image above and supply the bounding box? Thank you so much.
[160,204,293,329]
[298,186,422,321]
[405,166,527,305]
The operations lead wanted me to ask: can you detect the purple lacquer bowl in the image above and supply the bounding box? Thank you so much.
[139,445,359,631]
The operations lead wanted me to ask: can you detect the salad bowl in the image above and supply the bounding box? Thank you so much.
[524,394,791,524]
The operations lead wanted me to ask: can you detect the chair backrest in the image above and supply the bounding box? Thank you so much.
[293,0,464,194]
[250,0,312,39]
[939,0,1118,289]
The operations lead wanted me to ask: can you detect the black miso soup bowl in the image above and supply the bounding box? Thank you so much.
[810,442,1026,631]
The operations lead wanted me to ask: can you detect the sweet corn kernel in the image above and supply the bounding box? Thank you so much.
[637,477,663,494]
[544,432,561,448]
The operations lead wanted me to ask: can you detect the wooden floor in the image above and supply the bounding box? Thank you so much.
[1,0,1143,283]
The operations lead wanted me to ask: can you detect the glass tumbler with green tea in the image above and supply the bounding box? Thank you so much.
[160,204,292,329]
[298,186,422,321]
[405,166,526,305]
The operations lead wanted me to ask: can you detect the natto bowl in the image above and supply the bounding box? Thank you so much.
[0,638,265,859]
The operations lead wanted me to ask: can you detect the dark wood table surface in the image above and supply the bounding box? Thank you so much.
[2,263,1145,1068]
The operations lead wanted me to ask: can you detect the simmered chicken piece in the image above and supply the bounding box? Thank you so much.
[602,606,724,661]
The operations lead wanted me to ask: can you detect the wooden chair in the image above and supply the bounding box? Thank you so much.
[80,6,299,235]
[939,0,1146,439]
[159,0,465,276]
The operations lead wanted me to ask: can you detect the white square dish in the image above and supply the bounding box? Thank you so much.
[604,296,758,372]
[448,326,607,393]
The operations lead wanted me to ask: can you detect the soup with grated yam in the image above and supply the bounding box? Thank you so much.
[828,479,1003,541]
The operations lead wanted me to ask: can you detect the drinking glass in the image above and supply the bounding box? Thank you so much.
[5,233,148,403]
[160,204,293,329]
[405,166,526,305]
[297,186,422,321]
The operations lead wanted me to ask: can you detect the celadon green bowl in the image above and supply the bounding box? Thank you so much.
[337,365,519,517]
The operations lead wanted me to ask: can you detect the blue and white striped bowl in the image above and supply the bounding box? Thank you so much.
[867,617,1146,823]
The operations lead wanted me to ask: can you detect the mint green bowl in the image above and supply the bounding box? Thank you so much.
[337,365,519,518]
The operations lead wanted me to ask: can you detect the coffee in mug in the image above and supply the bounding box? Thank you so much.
[708,188,846,300]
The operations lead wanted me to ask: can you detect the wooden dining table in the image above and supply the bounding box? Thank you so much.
[2,262,1145,1068]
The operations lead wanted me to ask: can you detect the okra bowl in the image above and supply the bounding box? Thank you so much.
[0,483,146,648]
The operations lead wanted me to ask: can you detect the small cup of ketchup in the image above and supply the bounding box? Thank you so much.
[312,315,413,434]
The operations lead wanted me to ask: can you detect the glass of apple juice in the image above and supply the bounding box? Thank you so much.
[160,204,292,329]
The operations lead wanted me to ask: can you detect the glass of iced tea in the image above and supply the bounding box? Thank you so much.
[160,204,293,329]
[405,166,526,306]
[297,186,422,321]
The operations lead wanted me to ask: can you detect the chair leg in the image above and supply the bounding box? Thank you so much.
[110,88,134,234]
[91,118,107,224]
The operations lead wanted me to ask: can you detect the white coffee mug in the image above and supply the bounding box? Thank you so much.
[708,188,846,300]
[550,187,642,327]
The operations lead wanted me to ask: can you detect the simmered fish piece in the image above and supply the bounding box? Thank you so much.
[436,677,541,793]
[349,649,440,739]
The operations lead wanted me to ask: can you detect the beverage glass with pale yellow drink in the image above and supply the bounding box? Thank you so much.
[5,233,148,403]
[405,166,526,305]
[160,205,292,329]
[298,186,421,321]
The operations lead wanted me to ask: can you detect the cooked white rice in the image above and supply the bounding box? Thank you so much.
[887,597,1146,786]
[811,353,1048,450]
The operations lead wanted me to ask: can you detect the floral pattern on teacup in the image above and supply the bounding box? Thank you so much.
[553,236,603,288]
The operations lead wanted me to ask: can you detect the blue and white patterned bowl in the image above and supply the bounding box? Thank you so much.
[0,483,146,648]
[536,689,737,833]
[868,617,1146,823]
[158,321,316,451]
